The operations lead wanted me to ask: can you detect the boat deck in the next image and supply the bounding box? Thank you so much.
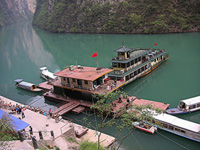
[38,81,53,91]
[130,96,170,111]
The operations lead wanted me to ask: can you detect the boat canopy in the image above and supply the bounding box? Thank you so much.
[181,96,200,106]
[42,70,57,80]
[153,113,200,133]
[114,46,132,52]
[40,67,47,71]
[14,79,23,83]
[19,81,35,87]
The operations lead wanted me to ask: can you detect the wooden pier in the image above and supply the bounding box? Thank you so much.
[52,102,80,115]
[44,91,92,115]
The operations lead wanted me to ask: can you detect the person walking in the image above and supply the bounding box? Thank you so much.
[22,108,25,119]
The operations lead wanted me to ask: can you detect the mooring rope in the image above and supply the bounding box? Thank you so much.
[127,128,143,150]
[157,131,190,150]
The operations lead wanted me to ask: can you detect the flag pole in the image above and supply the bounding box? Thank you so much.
[96,59,98,68]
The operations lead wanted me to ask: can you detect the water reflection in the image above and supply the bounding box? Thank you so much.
[0,22,58,100]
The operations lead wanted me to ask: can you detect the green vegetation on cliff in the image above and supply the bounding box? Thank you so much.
[33,0,200,34]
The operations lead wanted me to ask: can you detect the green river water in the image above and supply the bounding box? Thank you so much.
[0,22,200,149]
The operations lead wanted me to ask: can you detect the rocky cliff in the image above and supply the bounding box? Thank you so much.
[0,0,36,27]
[32,0,200,34]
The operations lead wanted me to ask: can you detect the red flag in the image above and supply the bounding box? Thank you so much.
[92,52,97,57]
[120,79,124,82]
[154,43,157,46]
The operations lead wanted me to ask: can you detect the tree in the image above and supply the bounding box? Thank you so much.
[83,91,162,150]
[0,113,19,150]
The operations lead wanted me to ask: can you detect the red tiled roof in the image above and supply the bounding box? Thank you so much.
[54,66,113,81]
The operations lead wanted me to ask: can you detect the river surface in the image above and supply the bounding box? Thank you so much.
[0,22,200,149]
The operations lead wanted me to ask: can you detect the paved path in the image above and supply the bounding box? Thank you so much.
[0,95,116,149]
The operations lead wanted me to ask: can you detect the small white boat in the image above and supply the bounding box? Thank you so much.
[166,96,200,115]
[15,79,42,92]
[133,121,157,134]
[40,67,58,81]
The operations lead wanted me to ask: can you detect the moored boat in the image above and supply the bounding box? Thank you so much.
[151,112,200,142]
[133,121,157,134]
[40,67,58,81]
[108,46,169,85]
[166,96,200,115]
[15,79,42,92]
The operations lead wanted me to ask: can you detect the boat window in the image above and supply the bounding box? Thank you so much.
[119,52,125,56]
[67,78,70,84]
[141,67,144,72]
[181,130,186,134]
[127,62,130,67]
[84,80,88,85]
[169,125,174,130]
[135,58,138,63]
[189,105,196,109]
[138,69,141,74]
[175,128,181,132]
[138,57,141,61]
[131,60,134,65]
[125,75,130,81]
[63,77,66,81]
[197,103,200,107]
[154,59,156,62]
[121,63,125,68]
[130,73,134,78]
[134,71,137,76]
[112,62,117,68]
[72,79,76,82]
[162,123,168,128]
[145,65,147,70]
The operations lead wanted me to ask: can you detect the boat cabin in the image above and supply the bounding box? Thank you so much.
[179,96,200,111]
[15,79,38,91]
[109,46,167,83]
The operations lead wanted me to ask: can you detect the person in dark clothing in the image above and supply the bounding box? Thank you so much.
[22,109,25,119]
[29,126,33,135]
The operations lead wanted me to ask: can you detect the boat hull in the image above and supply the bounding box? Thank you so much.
[166,107,189,115]
[16,85,42,92]
[133,122,157,134]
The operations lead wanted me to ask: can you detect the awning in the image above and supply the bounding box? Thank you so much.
[0,109,29,132]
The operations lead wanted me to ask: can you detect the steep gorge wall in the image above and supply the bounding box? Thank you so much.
[32,0,200,34]
[0,0,36,27]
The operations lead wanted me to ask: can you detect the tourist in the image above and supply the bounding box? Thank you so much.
[29,126,33,135]
[49,108,52,116]
[127,98,130,104]
[22,109,25,119]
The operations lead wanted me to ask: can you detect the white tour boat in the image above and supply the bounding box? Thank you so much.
[166,96,200,115]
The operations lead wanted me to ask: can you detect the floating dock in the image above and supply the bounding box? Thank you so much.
[130,96,170,110]
[109,96,170,117]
